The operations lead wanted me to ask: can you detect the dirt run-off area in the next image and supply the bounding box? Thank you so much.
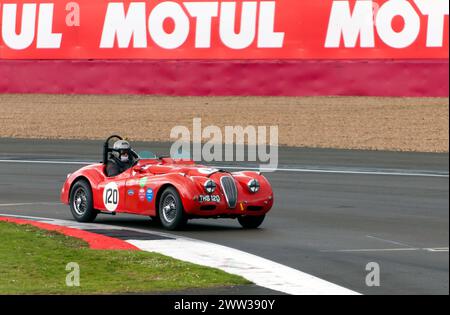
[0,94,448,153]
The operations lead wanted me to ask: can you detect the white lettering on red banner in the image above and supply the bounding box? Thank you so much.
[0,0,448,59]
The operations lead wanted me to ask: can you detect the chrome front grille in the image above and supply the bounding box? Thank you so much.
[220,176,238,208]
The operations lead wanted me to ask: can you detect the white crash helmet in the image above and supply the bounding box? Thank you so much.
[113,140,131,162]
[113,140,130,151]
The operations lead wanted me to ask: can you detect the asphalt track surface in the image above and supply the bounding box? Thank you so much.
[0,138,448,295]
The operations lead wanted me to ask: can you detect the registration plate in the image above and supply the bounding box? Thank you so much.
[199,195,221,203]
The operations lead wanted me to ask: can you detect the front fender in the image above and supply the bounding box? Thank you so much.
[60,165,105,205]
[154,173,203,213]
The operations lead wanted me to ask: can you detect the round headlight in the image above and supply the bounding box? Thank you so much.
[248,179,260,193]
[204,180,216,193]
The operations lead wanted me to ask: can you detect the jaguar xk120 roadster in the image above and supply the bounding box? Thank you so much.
[61,135,274,230]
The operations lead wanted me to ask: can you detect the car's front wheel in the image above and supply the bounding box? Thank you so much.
[69,180,97,222]
[238,215,265,229]
[158,187,186,230]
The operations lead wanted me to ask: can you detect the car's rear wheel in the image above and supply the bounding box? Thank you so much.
[158,187,186,230]
[69,180,97,222]
[238,215,265,229]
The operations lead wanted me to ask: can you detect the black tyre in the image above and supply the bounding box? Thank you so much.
[69,180,97,222]
[158,187,186,230]
[238,215,265,229]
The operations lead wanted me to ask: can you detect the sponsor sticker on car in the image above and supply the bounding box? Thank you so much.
[139,177,148,188]
[146,188,154,202]
[139,188,146,201]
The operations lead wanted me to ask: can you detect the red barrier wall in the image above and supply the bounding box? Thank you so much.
[0,59,447,97]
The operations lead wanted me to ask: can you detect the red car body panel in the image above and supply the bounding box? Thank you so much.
[61,158,274,218]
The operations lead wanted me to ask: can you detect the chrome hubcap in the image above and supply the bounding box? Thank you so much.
[162,195,177,223]
[73,188,87,216]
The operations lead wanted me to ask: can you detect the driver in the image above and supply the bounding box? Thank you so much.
[106,140,133,177]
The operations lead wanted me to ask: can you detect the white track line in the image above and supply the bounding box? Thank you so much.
[0,159,447,178]
[366,235,414,248]
[0,213,359,295]
[424,247,449,252]
[323,248,449,253]
[0,202,60,207]
[216,166,449,177]
[0,159,92,165]
[323,248,420,253]
[324,236,449,253]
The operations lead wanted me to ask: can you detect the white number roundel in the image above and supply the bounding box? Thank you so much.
[103,182,119,212]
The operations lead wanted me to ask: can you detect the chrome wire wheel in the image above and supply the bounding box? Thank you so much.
[69,180,97,223]
[161,194,177,223]
[72,187,88,216]
[158,187,186,230]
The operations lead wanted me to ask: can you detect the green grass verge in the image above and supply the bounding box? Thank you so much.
[0,221,250,294]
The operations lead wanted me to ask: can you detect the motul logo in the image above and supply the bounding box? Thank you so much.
[325,0,449,48]
[100,1,285,49]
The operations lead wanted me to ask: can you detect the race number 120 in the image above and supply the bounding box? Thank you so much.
[103,182,119,211]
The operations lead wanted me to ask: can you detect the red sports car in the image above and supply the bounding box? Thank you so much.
[61,136,274,230]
